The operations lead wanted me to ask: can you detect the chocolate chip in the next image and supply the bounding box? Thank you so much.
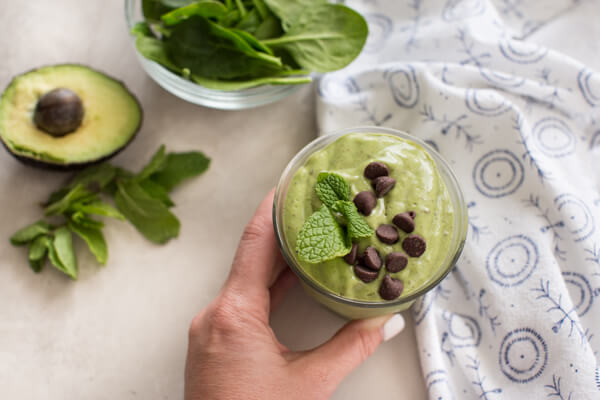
[361,246,382,271]
[343,243,358,265]
[402,234,427,257]
[386,252,408,272]
[392,212,415,233]
[364,162,389,180]
[379,274,404,300]
[408,210,417,219]
[376,224,399,244]
[354,264,379,283]
[353,191,377,216]
[373,176,396,197]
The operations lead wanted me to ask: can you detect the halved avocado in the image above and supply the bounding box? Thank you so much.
[0,64,142,170]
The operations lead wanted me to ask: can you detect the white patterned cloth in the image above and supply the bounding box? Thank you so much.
[317,0,600,398]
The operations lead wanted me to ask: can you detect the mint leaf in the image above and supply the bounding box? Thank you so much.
[335,200,374,240]
[69,163,117,190]
[296,205,351,263]
[71,212,105,229]
[139,179,175,207]
[10,221,53,245]
[150,151,210,191]
[28,235,50,273]
[136,145,167,181]
[115,180,180,244]
[70,201,125,220]
[315,172,350,208]
[52,227,78,279]
[69,222,108,265]
[45,184,95,216]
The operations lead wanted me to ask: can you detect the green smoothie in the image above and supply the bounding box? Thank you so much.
[283,133,455,301]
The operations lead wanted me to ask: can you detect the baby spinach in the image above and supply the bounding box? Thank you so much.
[261,4,368,72]
[133,0,368,90]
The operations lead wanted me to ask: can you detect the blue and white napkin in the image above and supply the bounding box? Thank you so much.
[318,0,600,398]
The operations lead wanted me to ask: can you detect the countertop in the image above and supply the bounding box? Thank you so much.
[0,1,426,398]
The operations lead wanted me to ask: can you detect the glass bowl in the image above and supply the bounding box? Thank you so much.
[273,126,468,319]
[124,0,301,110]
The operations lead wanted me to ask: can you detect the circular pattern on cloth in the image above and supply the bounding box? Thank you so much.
[363,14,393,53]
[554,193,595,242]
[465,88,512,116]
[473,149,525,198]
[498,39,548,64]
[446,312,481,348]
[562,271,594,317]
[532,117,576,158]
[486,235,538,288]
[442,0,486,21]
[578,68,600,107]
[385,65,420,108]
[480,68,525,88]
[499,327,548,384]
[425,370,455,400]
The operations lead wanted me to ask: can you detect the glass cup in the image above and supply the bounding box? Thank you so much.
[273,126,468,319]
[124,0,300,110]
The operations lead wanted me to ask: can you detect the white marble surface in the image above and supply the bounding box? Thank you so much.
[0,1,425,399]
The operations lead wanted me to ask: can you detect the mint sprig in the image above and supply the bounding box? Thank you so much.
[297,172,373,263]
[9,145,210,279]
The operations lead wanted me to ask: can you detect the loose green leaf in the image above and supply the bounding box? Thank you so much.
[115,181,180,244]
[161,0,229,25]
[139,179,175,207]
[296,205,351,263]
[10,221,53,245]
[261,4,368,72]
[70,201,126,221]
[28,235,50,273]
[262,0,326,30]
[71,212,105,230]
[136,145,167,181]
[335,200,374,240]
[315,172,350,208]
[69,222,108,265]
[52,227,78,279]
[45,184,95,216]
[150,151,211,191]
[69,163,117,191]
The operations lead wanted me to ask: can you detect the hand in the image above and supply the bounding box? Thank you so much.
[184,190,406,400]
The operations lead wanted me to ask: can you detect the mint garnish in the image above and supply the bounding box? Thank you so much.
[297,172,373,263]
[334,200,374,239]
[315,172,350,208]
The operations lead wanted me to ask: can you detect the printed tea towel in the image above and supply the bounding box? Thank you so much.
[317,0,600,398]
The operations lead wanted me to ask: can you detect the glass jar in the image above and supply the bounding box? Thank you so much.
[124,0,301,110]
[273,126,468,319]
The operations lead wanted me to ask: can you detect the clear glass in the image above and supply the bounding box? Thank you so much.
[273,127,468,319]
[124,0,300,110]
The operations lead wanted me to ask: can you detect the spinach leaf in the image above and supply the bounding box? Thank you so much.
[115,181,180,244]
[69,222,108,265]
[234,8,261,33]
[190,74,310,90]
[234,0,247,17]
[133,26,182,73]
[142,0,196,21]
[161,0,229,25]
[254,15,282,39]
[262,0,326,31]
[231,28,273,55]
[251,0,270,20]
[220,9,241,27]
[150,151,211,191]
[52,227,78,279]
[261,4,368,72]
[10,221,53,245]
[166,16,283,79]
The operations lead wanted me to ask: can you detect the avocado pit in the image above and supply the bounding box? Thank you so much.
[33,88,84,137]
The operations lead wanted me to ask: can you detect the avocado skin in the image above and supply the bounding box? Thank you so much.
[0,64,143,171]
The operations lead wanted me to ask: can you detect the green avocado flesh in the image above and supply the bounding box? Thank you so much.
[0,64,142,167]
[283,133,455,302]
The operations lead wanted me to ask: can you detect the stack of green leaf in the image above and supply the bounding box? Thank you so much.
[133,0,369,90]
[10,146,210,279]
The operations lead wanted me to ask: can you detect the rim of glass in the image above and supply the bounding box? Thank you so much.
[123,0,300,108]
[273,126,469,309]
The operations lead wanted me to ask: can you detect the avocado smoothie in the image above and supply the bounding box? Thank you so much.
[282,132,455,302]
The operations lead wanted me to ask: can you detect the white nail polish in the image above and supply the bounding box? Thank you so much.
[382,313,405,341]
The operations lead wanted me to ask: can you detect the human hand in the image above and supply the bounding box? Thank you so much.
[184,190,406,400]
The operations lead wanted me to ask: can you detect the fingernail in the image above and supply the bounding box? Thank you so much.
[382,313,405,341]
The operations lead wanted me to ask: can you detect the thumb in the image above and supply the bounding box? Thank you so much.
[294,313,405,390]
